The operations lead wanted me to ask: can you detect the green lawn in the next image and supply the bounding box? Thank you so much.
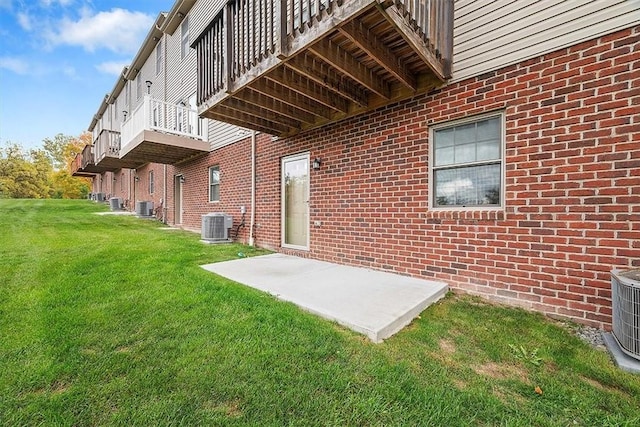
[1,199,638,426]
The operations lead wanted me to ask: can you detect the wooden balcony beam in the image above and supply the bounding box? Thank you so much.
[285,55,368,107]
[378,3,447,81]
[339,19,416,92]
[237,87,318,125]
[203,107,287,136]
[249,78,331,120]
[266,67,349,114]
[309,38,390,99]
[221,97,302,129]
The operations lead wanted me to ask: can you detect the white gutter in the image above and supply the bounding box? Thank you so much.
[249,131,256,246]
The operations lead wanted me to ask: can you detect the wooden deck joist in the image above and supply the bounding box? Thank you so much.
[194,0,453,137]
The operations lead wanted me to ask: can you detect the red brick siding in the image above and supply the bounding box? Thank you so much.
[247,26,638,328]
[132,164,168,219]
[169,138,253,243]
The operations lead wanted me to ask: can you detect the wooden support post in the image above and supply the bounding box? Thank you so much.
[274,0,288,59]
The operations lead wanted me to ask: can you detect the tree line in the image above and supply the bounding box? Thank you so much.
[0,132,91,199]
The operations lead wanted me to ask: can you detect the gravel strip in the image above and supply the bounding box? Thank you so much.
[576,325,606,349]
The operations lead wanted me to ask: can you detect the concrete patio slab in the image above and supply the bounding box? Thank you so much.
[201,253,448,342]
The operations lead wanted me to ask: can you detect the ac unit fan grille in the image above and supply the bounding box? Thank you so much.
[201,213,232,241]
[612,270,640,360]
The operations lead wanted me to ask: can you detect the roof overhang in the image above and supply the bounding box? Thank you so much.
[124,12,167,81]
[161,0,197,35]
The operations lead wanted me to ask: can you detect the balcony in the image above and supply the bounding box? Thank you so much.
[70,152,93,177]
[92,129,140,171]
[71,145,106,176]
[119,95,210,166]
[193,0,453,137]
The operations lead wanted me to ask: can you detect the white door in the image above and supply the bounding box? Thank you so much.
[281,153,310,250]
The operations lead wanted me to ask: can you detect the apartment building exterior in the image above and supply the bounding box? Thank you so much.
[73,0,640,328]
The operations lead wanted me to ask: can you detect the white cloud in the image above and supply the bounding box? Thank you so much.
[17,12,32,30]
[49,8,154,55]
[62,65,76,77]
[438,178,474,196]
[0,57,29,74]
[40,0,73,6]
[96,61,128,76]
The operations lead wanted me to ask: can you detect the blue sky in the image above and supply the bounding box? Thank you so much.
[0,0,174,150]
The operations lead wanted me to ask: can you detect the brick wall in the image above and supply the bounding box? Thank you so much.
[247,26,639,328]
[132,164,169,220]
[169,138,253,242]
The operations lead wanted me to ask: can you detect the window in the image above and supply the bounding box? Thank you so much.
[121,173,125,192]
[149,170,155,195]
[181,17,189,59]
[430,113,503,208]
[136,74,142,100]
[155,40,163,75]
[209,166,220,202]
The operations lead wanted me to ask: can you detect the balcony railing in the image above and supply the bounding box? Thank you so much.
[70,153,87,176]
[95,130,121,163]
[118,95,210,166]
[81,145,96,170]
[121,95,206,154]
[194,0,453,136]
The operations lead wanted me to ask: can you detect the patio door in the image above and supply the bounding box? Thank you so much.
[282,153,310,250]
[174,175,183,224]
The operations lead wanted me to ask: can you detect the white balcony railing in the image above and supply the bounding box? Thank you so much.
[121,95,206,153]
[94,130,121,162]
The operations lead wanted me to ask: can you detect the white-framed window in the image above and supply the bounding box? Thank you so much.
[209,166,220,202]
[430,112,504,209]
[149,170,155,195]
[155,40,163,75]
[136,73,142,100]
[181,17,189,59]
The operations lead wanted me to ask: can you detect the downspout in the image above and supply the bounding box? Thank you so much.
[163,33,168,224]
[249,131,256,246]
[163,164,168,224]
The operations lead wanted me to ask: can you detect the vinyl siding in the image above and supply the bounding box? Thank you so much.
[452,0,640,82]
[166,0,249,151]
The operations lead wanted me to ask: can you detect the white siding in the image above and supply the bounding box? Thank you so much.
[164,0,248,151]
[452,0,640,82]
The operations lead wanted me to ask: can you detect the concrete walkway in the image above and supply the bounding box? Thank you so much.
[201,253,448,342]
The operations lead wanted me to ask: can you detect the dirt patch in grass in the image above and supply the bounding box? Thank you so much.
[580,375,632,397]
[473,362,528,382]
[203,399,243,418]
[439,339,456,354]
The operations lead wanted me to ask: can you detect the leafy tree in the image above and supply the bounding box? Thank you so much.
[0,132,92,199]
[0,143,50,198]
[42,132,92,199]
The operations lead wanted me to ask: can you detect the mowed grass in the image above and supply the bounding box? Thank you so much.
[1,199,638,426]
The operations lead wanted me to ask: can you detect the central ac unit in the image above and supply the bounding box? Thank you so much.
[95,193,105,202]
[109,197,122,211]
[201,213,233,243]
[611,269,640,360]
[135,201,154,217]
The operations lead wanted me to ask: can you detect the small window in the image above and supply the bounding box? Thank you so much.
[149,170,155,195]
[209,166,220,202]
[181,17,189,59]
[121,173,124,192]
[155,40,163,75]
[430,113,504,208]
